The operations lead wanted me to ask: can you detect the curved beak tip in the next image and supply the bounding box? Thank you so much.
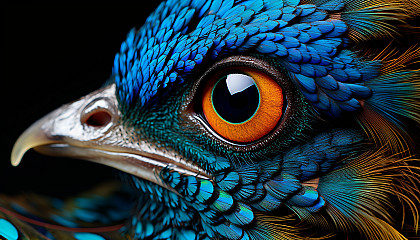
[10,115,57,167]
[10,133,38,167]
[10,134,31,167]
[10,149,23,167]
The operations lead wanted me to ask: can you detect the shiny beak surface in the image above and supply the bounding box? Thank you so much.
[11,84,210,190]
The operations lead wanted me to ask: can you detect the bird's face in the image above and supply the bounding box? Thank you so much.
[11,0,420,239]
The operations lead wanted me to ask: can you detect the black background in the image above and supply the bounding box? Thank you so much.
[1,3,161,196]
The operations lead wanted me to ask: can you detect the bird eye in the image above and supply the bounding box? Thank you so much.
[201,66,284,143]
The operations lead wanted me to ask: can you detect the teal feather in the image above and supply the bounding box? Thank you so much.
[211,191,234,213]
[252,193,283,212]
[286,185,321,208]
[216,172,240,192]
[364,71,420,127]
[224,202,254,226]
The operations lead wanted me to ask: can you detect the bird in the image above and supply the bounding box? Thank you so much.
[2,0,420,239]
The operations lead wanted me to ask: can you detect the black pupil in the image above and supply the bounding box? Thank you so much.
[212,73,260,123]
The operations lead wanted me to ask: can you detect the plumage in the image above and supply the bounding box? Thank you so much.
[2,0,420,239]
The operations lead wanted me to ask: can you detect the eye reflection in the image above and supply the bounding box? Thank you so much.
[212,73,260,124]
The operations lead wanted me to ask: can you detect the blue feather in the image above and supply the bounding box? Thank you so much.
[287,186,320,207]
[224,202,254,226]
[212,191,234,212]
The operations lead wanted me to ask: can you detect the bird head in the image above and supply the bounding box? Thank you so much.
[11,0,420,239]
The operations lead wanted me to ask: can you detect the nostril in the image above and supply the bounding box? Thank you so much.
[84,110,112,127]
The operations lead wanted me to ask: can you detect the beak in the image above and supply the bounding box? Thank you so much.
[11,84,210,191]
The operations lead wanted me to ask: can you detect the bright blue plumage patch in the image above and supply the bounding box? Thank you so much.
[112,0,376,117]
[0,219,18,240]
[73,233,106,240]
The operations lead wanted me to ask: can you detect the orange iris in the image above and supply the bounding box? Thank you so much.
[202,67,284,143]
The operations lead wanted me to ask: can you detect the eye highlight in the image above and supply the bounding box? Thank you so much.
[202,67,284,143]
[212,73,260,123]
